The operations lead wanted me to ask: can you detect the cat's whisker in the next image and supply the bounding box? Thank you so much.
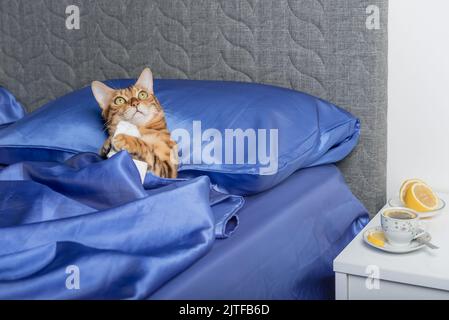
[103,118,113,128]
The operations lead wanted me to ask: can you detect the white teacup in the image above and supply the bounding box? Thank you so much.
[380,207,422,247]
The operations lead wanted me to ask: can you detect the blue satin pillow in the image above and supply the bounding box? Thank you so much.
[0,87,26,127]
[0,79,360,195]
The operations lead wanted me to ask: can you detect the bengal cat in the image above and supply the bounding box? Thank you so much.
[91,68,178,178]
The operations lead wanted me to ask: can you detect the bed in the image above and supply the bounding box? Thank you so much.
[0,0,388,300]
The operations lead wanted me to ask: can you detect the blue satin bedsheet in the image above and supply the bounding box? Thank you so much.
[151,165,369,300]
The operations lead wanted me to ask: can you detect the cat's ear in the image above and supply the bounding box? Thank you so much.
[91,81,115,109]
[135,68,154,93]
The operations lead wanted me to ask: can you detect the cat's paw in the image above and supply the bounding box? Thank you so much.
[112,134,134,153]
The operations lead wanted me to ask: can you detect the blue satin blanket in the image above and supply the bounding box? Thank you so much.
[0,150,243,299]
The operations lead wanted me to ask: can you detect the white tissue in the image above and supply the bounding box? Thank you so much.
[107,121,148,183]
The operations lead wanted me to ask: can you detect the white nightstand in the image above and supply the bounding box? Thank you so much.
[334,192,449,300]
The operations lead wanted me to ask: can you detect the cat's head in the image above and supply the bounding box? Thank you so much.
[91,68,163,128]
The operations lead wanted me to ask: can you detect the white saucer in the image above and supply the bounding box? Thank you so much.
[363,227,426,253]
[388,197,446,218]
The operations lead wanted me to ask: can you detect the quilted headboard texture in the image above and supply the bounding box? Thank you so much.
[0,0,387,214]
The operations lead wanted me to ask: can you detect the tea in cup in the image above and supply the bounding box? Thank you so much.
[380,207,422,247]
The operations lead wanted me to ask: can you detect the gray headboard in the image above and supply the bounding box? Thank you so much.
[0,0,387,214]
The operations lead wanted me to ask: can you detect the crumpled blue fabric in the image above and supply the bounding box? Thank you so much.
[0,151,243,299]
[143,174,243,239]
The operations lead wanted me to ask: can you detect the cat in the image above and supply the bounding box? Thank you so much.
[91,68,179,178]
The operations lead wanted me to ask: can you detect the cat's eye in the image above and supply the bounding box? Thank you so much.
[138,91,148,100]
[114,96,126,105]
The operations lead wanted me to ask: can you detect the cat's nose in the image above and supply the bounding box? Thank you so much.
[130,98,139,107]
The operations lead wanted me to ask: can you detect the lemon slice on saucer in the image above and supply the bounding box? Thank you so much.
[405,182,439,212]
[399,179,426,204]
[367,230,385,247]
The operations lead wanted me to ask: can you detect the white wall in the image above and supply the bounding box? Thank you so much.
[388,0,449,198]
